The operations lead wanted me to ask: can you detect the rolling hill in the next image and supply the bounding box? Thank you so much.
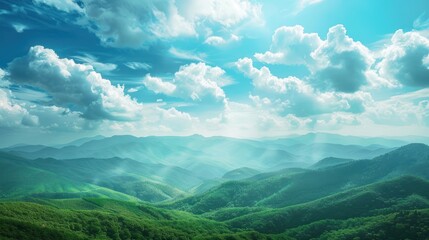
[169,143,429,213]
[0,152,137,201]
[4,135,399,179]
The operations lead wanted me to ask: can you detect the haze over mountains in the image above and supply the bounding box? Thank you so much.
[1,133,429,239]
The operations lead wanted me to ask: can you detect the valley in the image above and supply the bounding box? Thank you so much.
[1,134,429,239]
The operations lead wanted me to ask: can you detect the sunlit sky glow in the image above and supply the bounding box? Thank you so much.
[0,0,429,146]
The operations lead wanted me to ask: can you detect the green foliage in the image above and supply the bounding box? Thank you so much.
[280,209,429,240]
[225,176,429,233]
[171,143,429,213]
[0,200,232,239]
[1,143,429,239]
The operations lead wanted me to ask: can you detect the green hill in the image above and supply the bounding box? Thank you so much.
[1,177,429,239]
[0,199,235,240]
[222,167,261,180]
[169,144,429,213]
[225,176,429,233]
[0,152,136,201]
[311,157,355,169]
[30,157,205,201]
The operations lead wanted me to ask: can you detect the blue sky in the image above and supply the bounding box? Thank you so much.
[0,0,429,146]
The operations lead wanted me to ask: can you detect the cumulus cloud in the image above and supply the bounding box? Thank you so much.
[255,25,322,65]
[235,57,372,117]
[310,25,374,93]
[204,34,240,46]
[178,0,262,27]
[173,62,229,101]
[378,30,429,88]
[365,88,429,126]
[0,88,38,127]
[145,62,230,102]
[143,74,176,95]
[35,0,261,48]
[236,57,312,94]
[255,24,375,93]
[7,45,142,121]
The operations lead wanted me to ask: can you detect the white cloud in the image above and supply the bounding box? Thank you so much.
[7,45,142,121]
[365,88,429,127]
[255,25,322,65]
[178,0,262,27]
[236,57,311,94]
[73,54,117,72]
[0,88,38,127]
[143,74,176,95]
[144,63,230,105]
[235,57,373,117]
[310,25,374,93]
[255,24,377,93]
[127,87,141,93]
[293,0,323,15]
[168,47,205,62]
[33,0,82,13]
[377,29,429,88]
[124,62,152,70]
[173,62,229,101]
[39,0,261,48]
[11,23,28,33]
[0,68,5,80]
[204,34,240,46]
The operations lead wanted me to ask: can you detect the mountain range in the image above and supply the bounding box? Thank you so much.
[1,133,429,239]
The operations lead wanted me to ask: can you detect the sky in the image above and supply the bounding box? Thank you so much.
[0,0,429,146]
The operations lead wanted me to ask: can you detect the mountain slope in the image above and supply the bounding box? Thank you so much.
[0,199,236,240]
[170,144,429,213]
[4,135,302,177]
[284,143,394,162]
[225,176,429,233]
[222,167,261,180]
[268,133,409,147]
[311,157,354,169]
[0,152,137,201]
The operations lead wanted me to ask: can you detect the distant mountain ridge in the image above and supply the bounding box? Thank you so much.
[169,143,429,213]
[3,134,398,177]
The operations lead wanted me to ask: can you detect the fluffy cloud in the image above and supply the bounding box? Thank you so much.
[7,45,142,121]
[177,0,262,27]
[144,62,230,102]
[35,0,261,48]
[378,30,429,88]
[204,34,240,46]
[255,24,374,93]
[236,57,311,94]
[235,57,372,117]
[310,25,374,93]
[0,88,38,127]
[143,74,176,95]
[365,88,429,126]
[80,0,195,48]
[255,25,322,65]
